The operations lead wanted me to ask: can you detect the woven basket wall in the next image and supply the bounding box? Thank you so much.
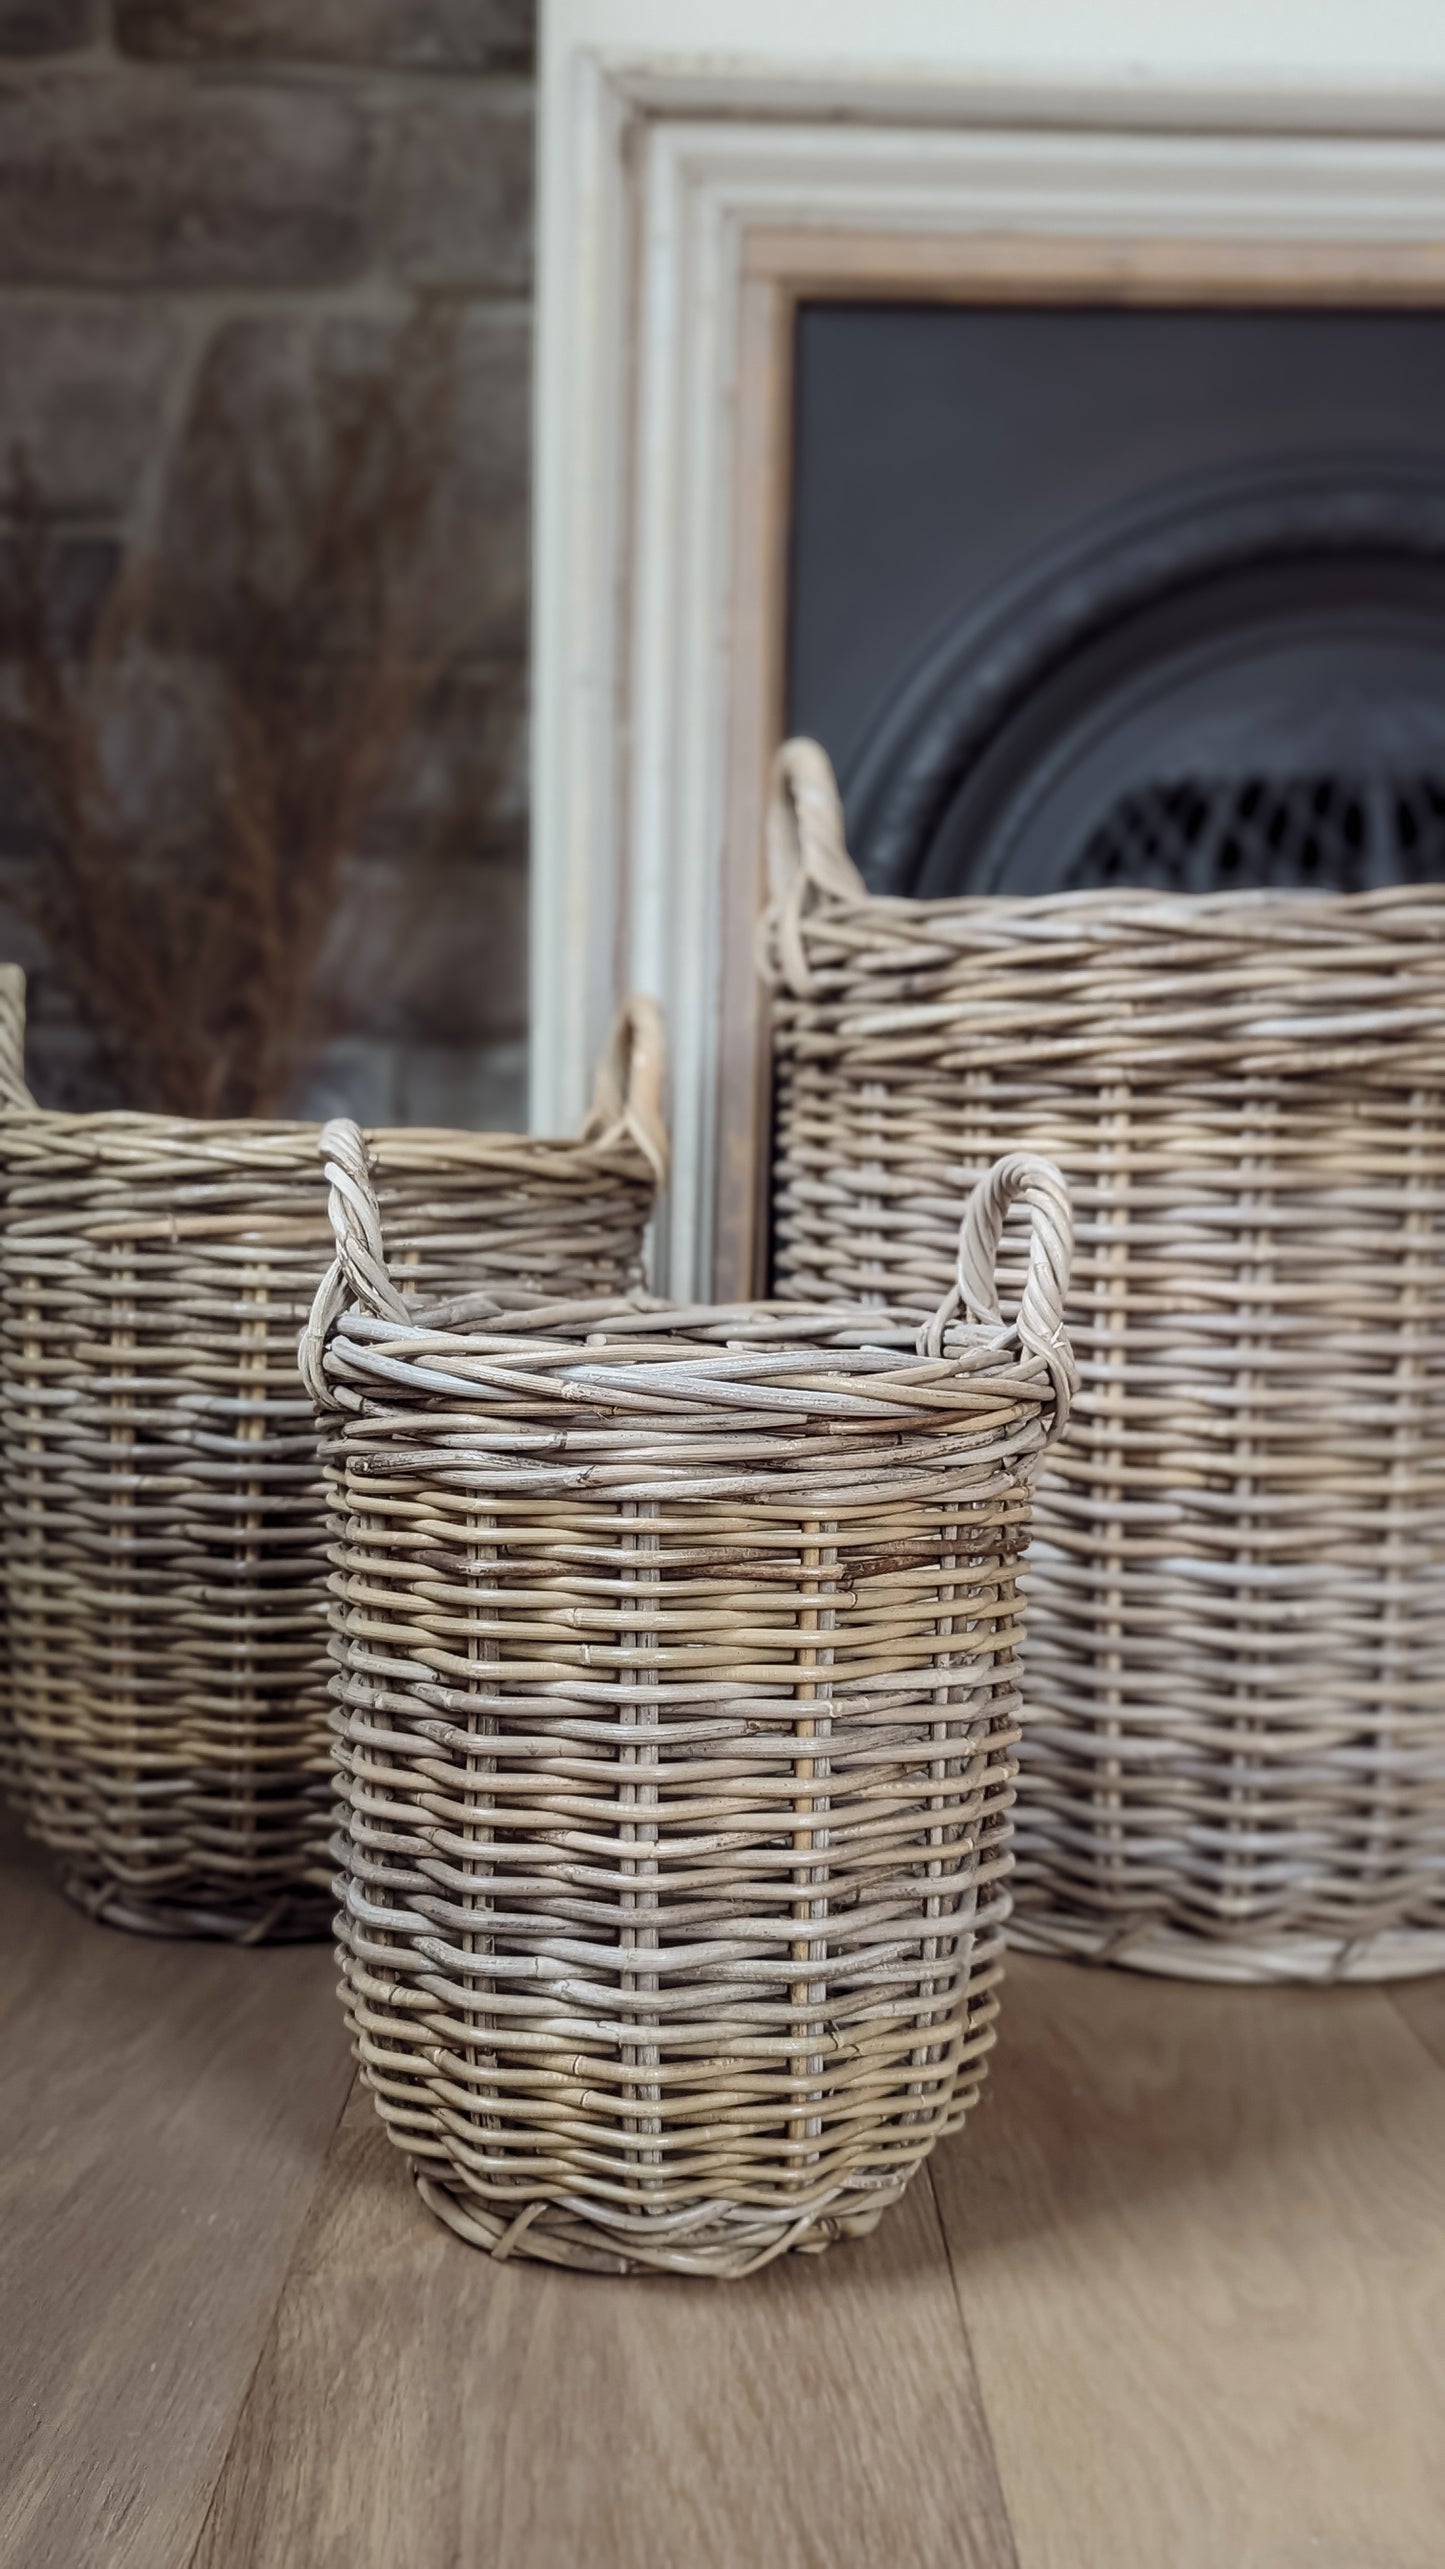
[0,971,27,1812]
[305,1127,1074,2276]
[0,969,666,1940]
[761,738,1445,1986]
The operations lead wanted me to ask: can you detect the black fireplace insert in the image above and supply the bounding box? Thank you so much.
[786,302,1445,899]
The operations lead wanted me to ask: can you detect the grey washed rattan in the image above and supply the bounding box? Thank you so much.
[761,738,1445,1985]
[0,969,27,1810]
[0,971,666,1939]
[304,1127,1074,2276]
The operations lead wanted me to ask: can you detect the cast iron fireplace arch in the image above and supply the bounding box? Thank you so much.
[842,465,1445,901]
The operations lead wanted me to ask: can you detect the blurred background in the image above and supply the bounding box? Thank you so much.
[0,0,533,1126]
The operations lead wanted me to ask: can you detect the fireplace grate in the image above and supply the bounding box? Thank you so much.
[1067,774,1445,898]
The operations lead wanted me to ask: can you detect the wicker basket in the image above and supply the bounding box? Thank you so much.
[305,1126,1074,2276]
[0,972,666,1940]
[761,738,1445,1986]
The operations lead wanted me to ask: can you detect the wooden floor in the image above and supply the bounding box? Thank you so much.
[4,1816,1445,2569]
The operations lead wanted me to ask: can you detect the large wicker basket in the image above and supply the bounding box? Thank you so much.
[761,738,1445,1986]
[0,972,666,1940]
[305,1126,1074,2276]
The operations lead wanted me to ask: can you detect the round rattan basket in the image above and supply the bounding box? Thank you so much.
[305,1128,1074,2276]
[0,971,666,1940]
[760,737,1445,1986]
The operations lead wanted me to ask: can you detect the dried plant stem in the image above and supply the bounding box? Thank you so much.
[0,303,481,1116]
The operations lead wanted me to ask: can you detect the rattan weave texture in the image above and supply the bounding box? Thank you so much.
[0,972,665,1940]
[306,1128,1074,2275]
[0,969,28,1810]
[761,739,1445,1985]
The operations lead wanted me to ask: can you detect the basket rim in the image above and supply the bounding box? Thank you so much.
[322,1291,1057,1388]
[305,1133,1078,1440]
[0,1112,657,1180]
[777,877,1445,932]
[0,977,667,1185]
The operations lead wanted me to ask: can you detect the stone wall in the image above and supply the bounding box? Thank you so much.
[0,0,534,1126]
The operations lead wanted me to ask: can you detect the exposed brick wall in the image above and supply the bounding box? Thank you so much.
[0,0,533,1126]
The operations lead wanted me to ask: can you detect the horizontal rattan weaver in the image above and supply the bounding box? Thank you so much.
[304,1128,1074,2276]
[760,738,1445,1986]
[0,972,666,1941]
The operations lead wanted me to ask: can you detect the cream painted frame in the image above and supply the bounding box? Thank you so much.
[532,11,1445,1297]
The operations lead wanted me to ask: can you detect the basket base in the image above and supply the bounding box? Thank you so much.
[58,1867,334,1946]
[1008,1908,1445,1985]
[413,2170,904,2279]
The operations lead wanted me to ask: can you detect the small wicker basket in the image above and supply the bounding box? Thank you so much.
[305,1125,1074,2277]
[760,737,1445,1986]
[0,972,666,1940]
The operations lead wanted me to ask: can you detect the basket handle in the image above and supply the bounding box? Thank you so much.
[918,1154,1076,1442]
[0,964,34,1110]
[579,992,669,1184]
[757,738,867,997]
[299,1118,410,1409]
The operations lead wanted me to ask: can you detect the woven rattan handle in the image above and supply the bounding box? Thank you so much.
[758,738,867,997]
[299,1118,410,1408]
[579,993,669,1183]
[918,1154,1076,1441]
[0,963,33,1110]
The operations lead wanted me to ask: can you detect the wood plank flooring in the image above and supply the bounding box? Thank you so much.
[933,1962,1445,2569]
[0,1825,354,2569]
[3,1826,1443,2569]
[192,2082,1015,2569]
